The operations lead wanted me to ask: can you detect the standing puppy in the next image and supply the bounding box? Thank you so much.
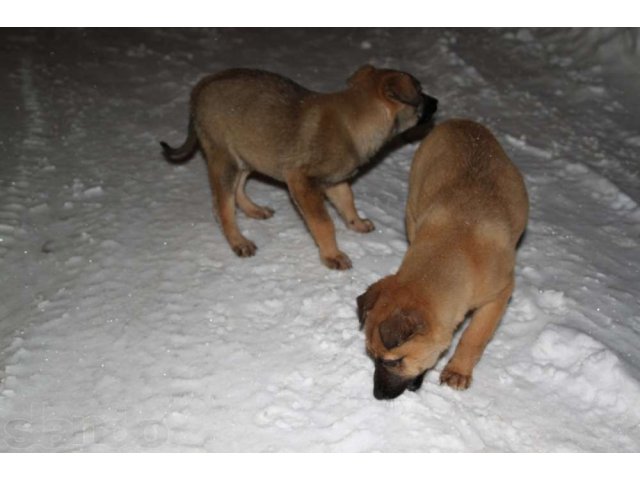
[358,119,528,399]
[161,66,438,269]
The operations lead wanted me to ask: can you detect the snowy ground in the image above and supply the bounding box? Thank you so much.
[1,28,639,452]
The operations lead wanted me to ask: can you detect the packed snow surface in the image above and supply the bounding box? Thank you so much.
[1,28,639,452]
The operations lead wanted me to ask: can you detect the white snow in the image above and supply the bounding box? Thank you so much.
[0,28,639,452]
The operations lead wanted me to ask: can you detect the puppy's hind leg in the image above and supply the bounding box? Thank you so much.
[324,182,375,233]
[235,170,275,220]
[201,139,257,257]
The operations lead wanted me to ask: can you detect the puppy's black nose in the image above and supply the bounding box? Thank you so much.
[423,94,438,115]
[417,94,438,125]
[373,386,389,400]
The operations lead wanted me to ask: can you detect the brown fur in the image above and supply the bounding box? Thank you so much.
[162,65,435,269]
[358,119,529,399]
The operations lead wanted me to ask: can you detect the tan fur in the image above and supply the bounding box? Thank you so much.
[163,65,428,269]
[358,119,529,399]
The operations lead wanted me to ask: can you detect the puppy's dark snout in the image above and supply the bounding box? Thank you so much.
[373,385,390,400]
[423,94,438,115]
[373,364,410,400]
[417,94,438,125]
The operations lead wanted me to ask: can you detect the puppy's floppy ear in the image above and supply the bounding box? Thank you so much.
[382,73,423,107]
[356,283,380,329]
[378,309,425,350]
[347,64,376,87]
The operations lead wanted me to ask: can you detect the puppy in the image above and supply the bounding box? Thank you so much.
[161,66,438,269]
[357,119,529,400]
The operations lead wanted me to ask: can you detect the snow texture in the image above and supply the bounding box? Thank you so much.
[0,28,639,452]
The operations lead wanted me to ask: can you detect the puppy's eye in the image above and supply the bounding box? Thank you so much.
[380,357,403,368]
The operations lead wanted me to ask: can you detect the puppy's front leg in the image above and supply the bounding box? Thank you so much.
[440,280,514,390]
[285,171,352,270]
[324,182,375,233]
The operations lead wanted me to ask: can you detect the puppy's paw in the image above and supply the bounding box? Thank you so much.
[232,240,257,257]
[322,251,352,270]
[246,206,275,220]
[348,218,375,233]
[440,367,472,390]
[258,206,275,219]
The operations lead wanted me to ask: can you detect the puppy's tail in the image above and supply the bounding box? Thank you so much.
[160,117,198,163]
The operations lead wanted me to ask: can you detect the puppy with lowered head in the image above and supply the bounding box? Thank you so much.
[358,119,529,400]
[161,66,438,269]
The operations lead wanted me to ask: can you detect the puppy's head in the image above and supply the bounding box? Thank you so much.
[357,276,450,400]
[347,65,438,135]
